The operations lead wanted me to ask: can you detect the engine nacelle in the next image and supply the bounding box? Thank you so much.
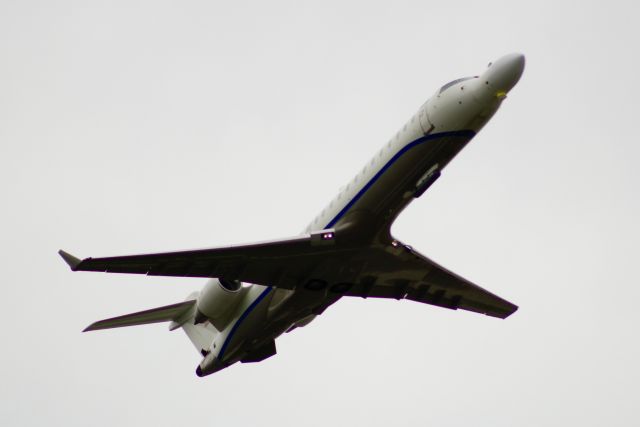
[196,278,244,330]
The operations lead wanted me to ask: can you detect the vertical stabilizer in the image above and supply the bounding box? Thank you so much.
[181,322,217,355]
[177,290,218,355]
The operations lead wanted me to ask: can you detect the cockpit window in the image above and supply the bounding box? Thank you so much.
[439,77,474,94]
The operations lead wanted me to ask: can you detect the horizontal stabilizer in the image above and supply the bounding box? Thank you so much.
[84,300,196,332]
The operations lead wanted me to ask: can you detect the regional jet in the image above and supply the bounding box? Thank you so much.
[60,53,525,376]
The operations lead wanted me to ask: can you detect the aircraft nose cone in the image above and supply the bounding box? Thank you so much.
[481,53,525,96]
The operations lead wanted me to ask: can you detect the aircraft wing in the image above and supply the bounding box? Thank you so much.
[59,230,352,290]
[59,230,517,319]
[344,243,518,319]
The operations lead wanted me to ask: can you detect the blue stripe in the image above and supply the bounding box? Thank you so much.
[217,286,273,359]
[324,129,475,229]
[216,129,475,361]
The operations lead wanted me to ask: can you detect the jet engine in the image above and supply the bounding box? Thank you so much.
[195,278,245,330]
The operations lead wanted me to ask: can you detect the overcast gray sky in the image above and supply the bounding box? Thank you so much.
[1,1,639,426]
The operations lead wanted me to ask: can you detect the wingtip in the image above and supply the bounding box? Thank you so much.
[58,250,82,271]
[500,304,519,319]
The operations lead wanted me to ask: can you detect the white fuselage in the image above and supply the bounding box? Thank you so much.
[197,54,524,375]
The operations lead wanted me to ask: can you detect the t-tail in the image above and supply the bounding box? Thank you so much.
[81,289,224,373]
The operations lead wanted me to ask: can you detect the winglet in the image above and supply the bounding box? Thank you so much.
[58,250,82,271]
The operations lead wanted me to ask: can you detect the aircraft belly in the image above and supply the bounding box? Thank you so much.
[219,285,331,364]
[335,132,473,234]
[216,286,273,363]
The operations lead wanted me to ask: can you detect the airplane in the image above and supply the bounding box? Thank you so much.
[59,53,525,377]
